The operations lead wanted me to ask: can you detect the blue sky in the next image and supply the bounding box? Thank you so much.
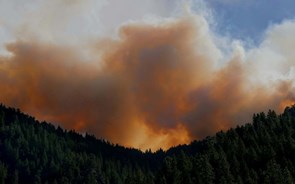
[205,0,295,42]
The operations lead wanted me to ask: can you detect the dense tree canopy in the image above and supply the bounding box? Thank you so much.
[1,104,295,183]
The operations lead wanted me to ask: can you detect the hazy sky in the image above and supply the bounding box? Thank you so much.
[0,0,294,48]
[1,0,295,150]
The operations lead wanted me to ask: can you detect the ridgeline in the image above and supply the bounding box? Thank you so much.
[1,104,295,183]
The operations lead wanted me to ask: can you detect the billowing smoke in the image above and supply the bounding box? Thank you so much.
[1,2,295,150]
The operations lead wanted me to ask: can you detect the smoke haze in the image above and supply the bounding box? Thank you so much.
[0,1,295,150]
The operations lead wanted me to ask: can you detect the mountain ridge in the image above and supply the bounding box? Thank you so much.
[1,103,295,183]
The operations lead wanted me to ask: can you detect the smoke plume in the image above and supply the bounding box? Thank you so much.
[1,4,295,150]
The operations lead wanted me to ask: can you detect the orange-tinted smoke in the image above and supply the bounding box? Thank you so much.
[0,16,294,151]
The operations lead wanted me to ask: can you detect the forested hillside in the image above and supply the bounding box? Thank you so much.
[1,103,295,183]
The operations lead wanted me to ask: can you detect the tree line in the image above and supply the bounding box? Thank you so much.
[1,103,295,183]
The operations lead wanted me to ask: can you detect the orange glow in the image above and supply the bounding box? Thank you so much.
[0,16,294,151]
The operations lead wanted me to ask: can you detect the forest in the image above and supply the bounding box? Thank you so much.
[1,103,295,183]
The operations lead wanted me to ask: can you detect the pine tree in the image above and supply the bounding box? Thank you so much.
[178,151,193,184]
[0,162,7,184]
[282,167,293,184]
[194,155,214,184]
[0,112,4,128]
[264,160,283,184]
[159,156,181,184]
[11,170,19,184]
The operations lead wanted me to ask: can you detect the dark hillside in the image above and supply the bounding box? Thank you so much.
[1,103,295,183]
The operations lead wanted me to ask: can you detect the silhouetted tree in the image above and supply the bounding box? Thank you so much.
[1,104,295,183]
